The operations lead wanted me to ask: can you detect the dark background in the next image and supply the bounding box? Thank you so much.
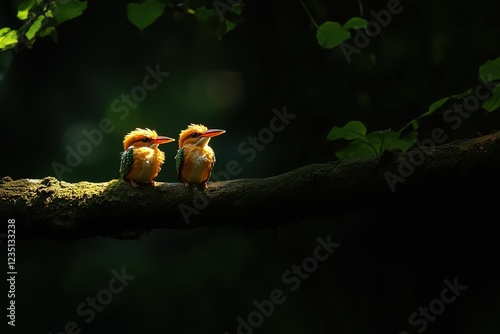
[1,0,499,333]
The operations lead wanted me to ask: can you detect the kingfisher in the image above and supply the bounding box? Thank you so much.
[175,123,225,190]
[120,128,175,187]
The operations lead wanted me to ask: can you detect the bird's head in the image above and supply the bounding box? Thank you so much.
[123,128,175,150]
[178,123,225,148]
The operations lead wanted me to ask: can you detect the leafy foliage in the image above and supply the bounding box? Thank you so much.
[409,57,500,120]
[25,16,45,40]
[480,57,500,112]
[327,57,500,160]
[483,85,500,112]
[317,10,499,160]
[326,120,366,141]
[0,0,87,79]
[192,3,245,40]
[0,0,87,51]
[125,0,245,40]
[53,0,88,25]
[0,0,246,80]
[327,121,417,160]
[404,88,474,131]
[316,17,367,49]
[479,57,500,82]
[127,0,166,31]
[316,22,350,49]
[0,28,19,51]
[1,1,498,163]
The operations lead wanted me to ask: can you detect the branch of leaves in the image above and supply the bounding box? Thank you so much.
[400,56,500,132]
[0,0,87,80]
[316,17,367,49]
[327,57,500,160]
[326,121,417,160]
[0,0,87,52]
[126,0,244,40]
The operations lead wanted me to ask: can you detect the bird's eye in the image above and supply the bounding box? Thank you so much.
[190,133,200,138]
[141,137,150,142]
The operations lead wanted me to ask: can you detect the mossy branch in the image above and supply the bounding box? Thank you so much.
[1,131,500,241]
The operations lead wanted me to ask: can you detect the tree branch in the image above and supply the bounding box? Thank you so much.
[2,131,500,241]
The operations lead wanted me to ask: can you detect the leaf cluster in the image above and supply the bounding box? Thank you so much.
[126,0,245,40]
[327,57,500,160]
[0,0,87,79]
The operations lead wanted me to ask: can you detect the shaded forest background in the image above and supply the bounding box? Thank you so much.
[1,0,500,333]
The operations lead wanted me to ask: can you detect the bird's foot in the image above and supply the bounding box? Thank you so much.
[130,180,139,188]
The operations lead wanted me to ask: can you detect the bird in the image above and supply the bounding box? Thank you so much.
[175,123,225,190]
[120,128,175,188]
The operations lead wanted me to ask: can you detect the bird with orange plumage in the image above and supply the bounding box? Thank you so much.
[120,128,175,187]
[175,123,225,190]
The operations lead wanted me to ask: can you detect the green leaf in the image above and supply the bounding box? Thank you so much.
[127,0,166,31]
[194,6,217,23]
[367,130,417,153]
[410,119,420,130]
[232,3,244,15]
[343,17,367,30]
[401,87,475,133]
[479,57,500,82]
[17,0,36,20]
[39,26,58,41]
[0,28,19,51]
[366,130,400,153]
[423,87,473,117]
[0,50,13,81]
[225,20,237,34]
[426,96,449,116]
[327,121,366,141]
[53,0,87,25]
[212,0,232,21]
[450,87,473,98]
[397,131,418,152]
[214,20,227,41]
[316,21,351,49]
[45,9,54,18]
[335,140,377,160]
[482,85,500,112]
[331,124,417,160]
[25,15,45,40]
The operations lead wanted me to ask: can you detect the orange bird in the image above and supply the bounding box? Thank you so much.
[120,128,175,187]
[175,123,225,190]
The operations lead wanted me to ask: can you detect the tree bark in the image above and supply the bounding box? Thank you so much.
[1,131,500,241]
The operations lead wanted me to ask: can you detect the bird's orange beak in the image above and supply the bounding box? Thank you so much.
[201,129,226,138]
[151,136,175,144]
